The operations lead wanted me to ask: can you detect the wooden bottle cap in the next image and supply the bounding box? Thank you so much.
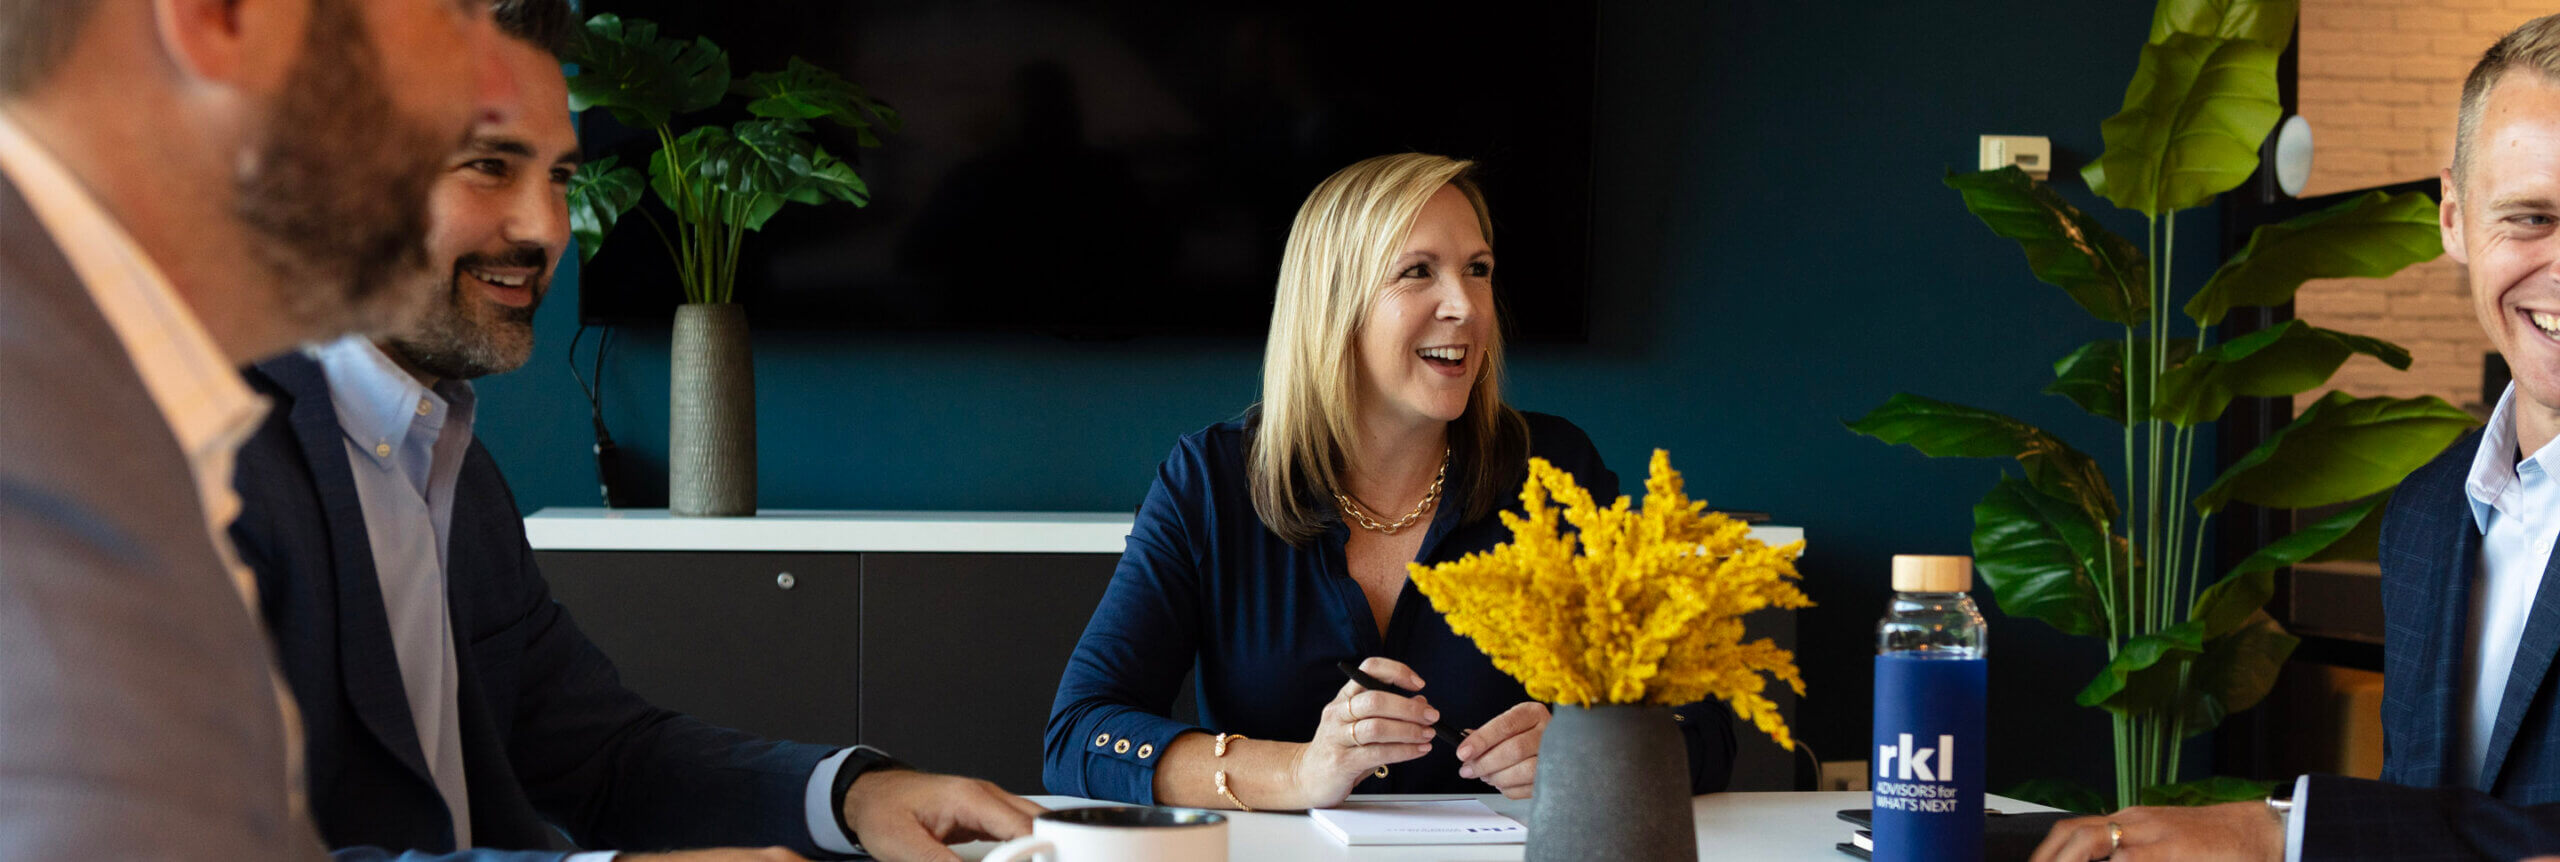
[1893,555,1973,592]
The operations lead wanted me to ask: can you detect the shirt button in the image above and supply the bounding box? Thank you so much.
[374,442,392,457]
[417,399,433,416]
[1093,733,1110,748]
[1114,739,1131,755]
[1137,743,1154,759]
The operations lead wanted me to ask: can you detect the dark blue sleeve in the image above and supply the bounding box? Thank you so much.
[1043,442,1212,803]
[328,849,565,862]
[1529,414,1738,794]
[468,460,842,856]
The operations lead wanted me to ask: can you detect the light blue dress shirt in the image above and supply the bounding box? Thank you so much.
[314,337,478,850]
[310,337,856,860]
[2459,383,2560,790]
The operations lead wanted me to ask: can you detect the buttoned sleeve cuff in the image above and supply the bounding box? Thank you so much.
[1065,711,1198,804]
[805,747,859,855]
[2284,774,2307,862]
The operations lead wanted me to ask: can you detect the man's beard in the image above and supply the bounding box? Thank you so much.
[385,245,547,382]
[232,0,455,340]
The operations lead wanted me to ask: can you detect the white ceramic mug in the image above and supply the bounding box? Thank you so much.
[979,805,1228,862]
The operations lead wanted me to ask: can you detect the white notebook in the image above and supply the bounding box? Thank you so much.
[1308,799,1528,845]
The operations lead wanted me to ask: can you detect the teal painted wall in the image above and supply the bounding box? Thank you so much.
[478,0,2235,792]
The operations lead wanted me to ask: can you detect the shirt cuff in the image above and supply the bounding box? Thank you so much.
[1072,711,1200,805]
[807,747,859,855]
[564,853,618,862]
[2283,774,2308,862]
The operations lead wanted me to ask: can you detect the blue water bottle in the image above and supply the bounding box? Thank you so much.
[1871,555,1988,861]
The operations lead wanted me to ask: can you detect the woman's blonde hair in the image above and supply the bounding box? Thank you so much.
[1248,153,1529,544]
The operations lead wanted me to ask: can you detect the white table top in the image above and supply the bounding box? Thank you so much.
[525,507,1806,557]
[954,791,2042,861]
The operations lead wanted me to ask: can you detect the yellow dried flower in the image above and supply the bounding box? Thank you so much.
[1408,450,1812,749]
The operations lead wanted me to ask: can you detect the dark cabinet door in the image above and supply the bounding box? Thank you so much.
[859,553,1118,793]
[536,551,861,746]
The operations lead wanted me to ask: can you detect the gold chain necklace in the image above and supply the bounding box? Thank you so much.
[1336,448,1449,535]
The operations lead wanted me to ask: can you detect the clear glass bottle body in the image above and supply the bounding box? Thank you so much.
[1876,591,1988,658]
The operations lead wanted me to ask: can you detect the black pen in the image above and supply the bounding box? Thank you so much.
[1336,660,1471,748]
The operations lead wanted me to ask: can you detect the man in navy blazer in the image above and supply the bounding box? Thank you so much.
[2035,14,2560,862]
[228,5,1039,860]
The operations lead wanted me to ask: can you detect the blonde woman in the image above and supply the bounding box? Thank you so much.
[1043,153,1737,808]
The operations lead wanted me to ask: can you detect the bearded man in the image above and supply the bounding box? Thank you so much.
[227,4,1041,861]
[0,0,514,857]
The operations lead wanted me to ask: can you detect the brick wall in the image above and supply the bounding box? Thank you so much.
[2291,0,2549,414]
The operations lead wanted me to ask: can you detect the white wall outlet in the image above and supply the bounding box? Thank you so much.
[1979,135,2052,179]
[1820,759,1871,792]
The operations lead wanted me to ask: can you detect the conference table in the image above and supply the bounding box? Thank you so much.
[950,791,2053,861]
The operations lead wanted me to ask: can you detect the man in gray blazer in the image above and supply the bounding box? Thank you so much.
[0,0,517,857]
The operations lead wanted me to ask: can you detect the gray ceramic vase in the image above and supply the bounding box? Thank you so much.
[1528,703,1697,862]
[670,303,756,517]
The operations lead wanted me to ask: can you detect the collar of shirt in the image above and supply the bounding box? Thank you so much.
[0,110,267,579]
[309,336,476,485]
[2467,384,2560,531]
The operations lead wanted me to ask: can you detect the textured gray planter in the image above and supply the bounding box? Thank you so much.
[1528,704,1696,862]
[670,303,755,517]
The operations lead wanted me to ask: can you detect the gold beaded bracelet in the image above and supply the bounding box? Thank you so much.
[1213,732,1253,811]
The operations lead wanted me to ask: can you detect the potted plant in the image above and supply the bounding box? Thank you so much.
[1410,451,1809,860]
[564,14,899,516]
[1849,0,2470,810]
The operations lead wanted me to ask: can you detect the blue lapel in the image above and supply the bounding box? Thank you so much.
[2482,529,2560,791]
[2385,430,2481,789]
[260,354,437,789]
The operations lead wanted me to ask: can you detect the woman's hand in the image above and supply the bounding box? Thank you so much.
[1455,701,1548,799]
[1287,656,1436,809]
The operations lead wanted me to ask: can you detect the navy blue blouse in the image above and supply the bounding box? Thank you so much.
[1043,412,1738,803]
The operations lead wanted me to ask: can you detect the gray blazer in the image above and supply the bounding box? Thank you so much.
[0,172,324,858]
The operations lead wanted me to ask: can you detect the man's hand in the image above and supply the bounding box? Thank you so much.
[1454,701,1547,799]
[623,849,807,861]
[844,769,1045,862]
[2030,801,2284,862]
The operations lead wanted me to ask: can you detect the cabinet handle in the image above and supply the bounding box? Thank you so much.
[776,572,797,590]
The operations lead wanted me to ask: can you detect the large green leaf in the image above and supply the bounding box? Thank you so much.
[2307,491,2393,563]
[1973,479,2111,638]
[2153,320,2413,425]
[2191,496,2386,638]
[2186,191,2443,325]
[568,156,645,264]
[736,57,903,145]
[2078,621,2207,710]
[2047,338,2196,424]
[2195,392,2478,513]
[787,149,871,207]
[648,125,725,223]
[2150,0,2296,50]
[1945,167,2149,325]
[2176,612,2300,737]
[1848,393,2119,521]
[2083,34,2284,216]
[566,14,730,131]
[2139,775,2285,806]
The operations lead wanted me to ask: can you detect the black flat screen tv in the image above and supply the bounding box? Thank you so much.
[575,1,1597,342]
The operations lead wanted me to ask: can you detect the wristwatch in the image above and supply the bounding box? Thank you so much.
[831,745,913,850]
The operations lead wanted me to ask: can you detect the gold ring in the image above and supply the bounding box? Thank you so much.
[1373,765,1390,779]
[2108,821,2123,855]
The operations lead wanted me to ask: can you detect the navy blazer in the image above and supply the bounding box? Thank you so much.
[230,354,842,860]
[1043,412,1738,803]
[2300,428,2560,859]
